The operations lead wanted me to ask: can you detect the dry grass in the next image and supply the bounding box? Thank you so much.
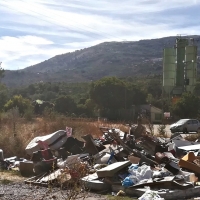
[0,170,25,183]
[0,111,128,158]
[184,133,200,141]
[107,195,137,200]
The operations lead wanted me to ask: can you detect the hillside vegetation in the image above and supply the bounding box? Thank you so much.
[2,35,200,87]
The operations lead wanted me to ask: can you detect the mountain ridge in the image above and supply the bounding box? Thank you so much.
[2,35,200,87]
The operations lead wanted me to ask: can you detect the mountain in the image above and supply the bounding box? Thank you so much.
[2,35,200,87]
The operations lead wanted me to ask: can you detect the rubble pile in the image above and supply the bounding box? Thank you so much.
[1,125,200,199]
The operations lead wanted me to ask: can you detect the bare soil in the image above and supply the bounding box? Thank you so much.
[0,182,107,200]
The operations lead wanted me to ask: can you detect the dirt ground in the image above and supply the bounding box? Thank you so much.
[0,172,122,200]
[0,182,107,200]
[0,182,136,200]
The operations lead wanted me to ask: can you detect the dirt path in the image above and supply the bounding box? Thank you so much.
[0,182,107,200]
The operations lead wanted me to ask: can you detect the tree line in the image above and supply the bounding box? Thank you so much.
[1,67,200,121]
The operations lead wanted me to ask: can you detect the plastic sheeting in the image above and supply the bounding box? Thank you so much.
[122,164,152,187]
[138,188,164,200]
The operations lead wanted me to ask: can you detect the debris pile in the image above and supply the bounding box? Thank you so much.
[2,124,200,199]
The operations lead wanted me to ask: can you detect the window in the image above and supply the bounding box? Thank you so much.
[192,120,198,124]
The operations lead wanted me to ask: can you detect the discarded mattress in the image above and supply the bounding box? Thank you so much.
[25,130,68,155]
[97,161,131,178]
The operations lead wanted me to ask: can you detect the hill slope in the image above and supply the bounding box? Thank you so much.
[2,35,200,87]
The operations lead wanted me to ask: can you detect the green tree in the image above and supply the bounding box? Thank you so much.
[0,83,8,111]
[85,99,97,117]
[90,77,126,110]
[4,95,33,114]
[171,93,200,118]
[194,82,200,96]
[0,63,7,111]
[0,62,5,80]
[146,79,162,98]
[54,95,77,114]
[0,89,8,111]
[90,77,146,110]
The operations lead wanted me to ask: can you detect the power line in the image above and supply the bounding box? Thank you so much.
[19,0,123,40]
[1,0,123,41]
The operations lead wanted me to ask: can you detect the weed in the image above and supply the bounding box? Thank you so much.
[184,133,200,141]
[24,107,34,121]
[157,124,167,137]
[107,194,137,200]
[0,110,127,158]
[0,178,12,185]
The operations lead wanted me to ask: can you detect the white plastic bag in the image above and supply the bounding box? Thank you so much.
[129,165,152,185]
[138,188,164,200]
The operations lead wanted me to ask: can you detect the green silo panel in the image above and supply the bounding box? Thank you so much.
[185,45,197,93]
[163,48,176,94]
[176,38,188,86]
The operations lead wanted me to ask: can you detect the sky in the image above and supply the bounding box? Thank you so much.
[0,0,200,70]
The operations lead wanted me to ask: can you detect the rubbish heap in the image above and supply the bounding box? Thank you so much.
[1,124,200,200]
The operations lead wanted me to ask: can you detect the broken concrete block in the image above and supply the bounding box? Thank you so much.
[81,173,111,191]
[97,161,131,178]
[83,179,110,191]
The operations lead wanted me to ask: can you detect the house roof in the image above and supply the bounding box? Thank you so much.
[140,104,162,112]
[151,105,162,112]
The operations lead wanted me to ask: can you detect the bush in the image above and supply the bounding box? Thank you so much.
[24,106,34,121]
[157,125,166,137]
[4,95,32,114]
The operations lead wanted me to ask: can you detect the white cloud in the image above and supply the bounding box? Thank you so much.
[0,36,66,69]
[0,0,199,70]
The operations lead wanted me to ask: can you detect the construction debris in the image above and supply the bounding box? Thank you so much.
[2,124,200,199]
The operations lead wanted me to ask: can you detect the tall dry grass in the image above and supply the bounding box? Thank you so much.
[0,111,128,158]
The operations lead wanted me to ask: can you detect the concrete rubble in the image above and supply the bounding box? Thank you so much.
[2,125,200,199]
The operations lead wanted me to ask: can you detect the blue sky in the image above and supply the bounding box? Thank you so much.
[0,0,200,70]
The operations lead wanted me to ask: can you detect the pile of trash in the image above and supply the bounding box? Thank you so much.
[1,124,200,199]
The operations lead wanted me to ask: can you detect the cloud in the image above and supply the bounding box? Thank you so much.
[0,36,67,68]
[0,0,200,70]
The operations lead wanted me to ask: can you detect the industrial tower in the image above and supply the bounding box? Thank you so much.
[163,36,198,103]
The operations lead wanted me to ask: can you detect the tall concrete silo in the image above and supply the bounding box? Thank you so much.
[175,38,188,88]
[163,48,176,95]
[185,41,197,93]
[163,36,198,98]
